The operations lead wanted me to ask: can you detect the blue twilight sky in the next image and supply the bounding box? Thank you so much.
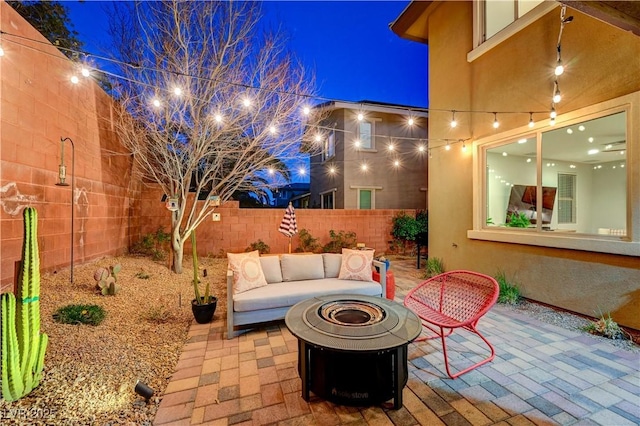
[64,0,428,108]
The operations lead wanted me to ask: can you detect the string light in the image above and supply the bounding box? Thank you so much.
[492,113,499,129]
[70,75,79,84]
[81,67,91,77]
[387,143,395,151]
[314,134,322,142]
[462,141,467,152]
[418,144,426,153]
[152,98,161,108]
[450,110,457,128]
[393,160,400,168]
[550,118,556,126]
[242,97,252,108]
[214,113,223,123]
[550,106,557,119]
[552,81,561,103]
[0,45,4,57]
[360,163,368,172]
[408,117,414,126]
[528,113,535,128]
[303,106,311,116]
[357,112,364,121]
[445,142,451,151]
[173,86,183,96]
[269,125,277,135]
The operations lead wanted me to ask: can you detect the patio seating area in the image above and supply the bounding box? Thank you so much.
[153,259,639,425]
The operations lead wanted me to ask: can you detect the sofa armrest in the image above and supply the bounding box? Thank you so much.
[372,259,387,298]
[227,269,234,338]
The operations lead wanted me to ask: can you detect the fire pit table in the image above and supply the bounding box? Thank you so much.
[285,294,421,409]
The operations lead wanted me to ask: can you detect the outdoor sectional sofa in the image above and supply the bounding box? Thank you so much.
[226,251,387,338]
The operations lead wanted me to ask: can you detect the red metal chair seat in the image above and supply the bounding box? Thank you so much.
[404,270,500,379]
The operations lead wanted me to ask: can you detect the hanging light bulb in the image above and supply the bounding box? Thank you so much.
[550,106,557,119]
[214,113,223,123]
[152,98,161,108]
[360,163,368,172]
[0,45,4,57]
[173,86,183,96]
[81,67,91,77]
[445,142,451,151]
[70,75,79,84]
[354,139,361,148]
[314,134,322,142]
[269,125,277,135]
[553,81,562,103]
[357,112,364,121]
[329,166,336,174]
[393,160,400,167]
[303,106,311,116]
[554,59,564,76]
[417,144,426,153]
[268,168,275,175]
[492,113,499,129]
[550,117,556,126]
[242,98,251,108]
[450,111,457,128]
[528,112,535,128]
[387,143,395,151]
[298,167,306,176]
[408,117,415,126]
[462,142,467,152]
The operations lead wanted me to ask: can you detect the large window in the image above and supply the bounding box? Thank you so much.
[359,189,372,210]
[485,0,543,40]
[321,190,335,209]
[472,93,639,256]
[485,112,626,234]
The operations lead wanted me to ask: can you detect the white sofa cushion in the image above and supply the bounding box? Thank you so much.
[227,251,267,295]
[280,254,324,281]
[259,255,283,284]
[322,253,342,278]
[338,248,374,282]
[233,278,382,312]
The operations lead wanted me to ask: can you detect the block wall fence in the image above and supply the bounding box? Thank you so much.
[0,3,139,291]
[137,188,412,257]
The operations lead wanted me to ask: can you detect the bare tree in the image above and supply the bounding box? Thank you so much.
[107,1,323,273]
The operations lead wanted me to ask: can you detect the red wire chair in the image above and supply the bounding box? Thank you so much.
[404,270,500,379]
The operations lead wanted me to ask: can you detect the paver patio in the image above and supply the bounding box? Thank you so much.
[153,260,640,425]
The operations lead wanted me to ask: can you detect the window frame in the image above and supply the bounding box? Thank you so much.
[355,118,381,151]
[320,188,336,210]
[469,1,557,62]
[350,185,382,210]
[557,173,577,224]
[469,92,640,256]
[323,130,336,162]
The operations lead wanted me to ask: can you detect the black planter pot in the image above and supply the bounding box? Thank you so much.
[191,296,218,324]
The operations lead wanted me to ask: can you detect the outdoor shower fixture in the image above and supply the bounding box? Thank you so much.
[56,137,75,283]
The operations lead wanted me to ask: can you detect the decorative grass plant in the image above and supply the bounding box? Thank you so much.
[583,311,628,340]
[52,304,106,326]
[495,270,521,305]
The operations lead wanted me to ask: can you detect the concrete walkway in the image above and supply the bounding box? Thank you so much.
[154,259,640,425]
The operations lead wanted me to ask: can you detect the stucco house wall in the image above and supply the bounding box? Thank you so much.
[394,1,640,329]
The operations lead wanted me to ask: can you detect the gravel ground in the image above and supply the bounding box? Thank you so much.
[0,255,228,425]
[1,255,637,425]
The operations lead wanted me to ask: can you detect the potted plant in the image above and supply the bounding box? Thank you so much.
[190,231,217,324]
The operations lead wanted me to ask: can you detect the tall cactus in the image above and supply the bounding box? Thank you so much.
[1,207,48,402]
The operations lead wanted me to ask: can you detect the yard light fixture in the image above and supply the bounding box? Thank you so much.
[134,380,154,401]
[450,111,457,128]
[492,113,499,129]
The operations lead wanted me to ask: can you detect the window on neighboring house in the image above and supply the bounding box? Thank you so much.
[557,173,576,224]
[323,131,335,161]
[321,189,335,209]
[472,93,638,256]
[358,121,373,149]
[359,189,372,210]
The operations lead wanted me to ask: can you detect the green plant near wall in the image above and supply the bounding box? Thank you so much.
[130,227,171,260]
[323,230,357,253]
[245,239,270,254]
[1,207,49,402]
[582,311,628,340]
[505,211,531,228]
[423,257,445,279]
[495,270,521,305]
[296,229,320,253]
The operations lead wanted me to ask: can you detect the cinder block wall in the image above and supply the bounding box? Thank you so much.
[137,188,412,257]
[0,2,138,291]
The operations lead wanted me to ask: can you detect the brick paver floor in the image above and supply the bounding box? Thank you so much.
[154,260,640,425]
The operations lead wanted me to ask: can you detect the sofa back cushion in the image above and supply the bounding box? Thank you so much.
[322,253,342,278]
[281,254,325,281]
[260,255,283,284]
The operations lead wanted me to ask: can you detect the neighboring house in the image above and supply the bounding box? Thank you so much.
[272,183,310,208]
[392,1,640,329]
[309,101,428,210]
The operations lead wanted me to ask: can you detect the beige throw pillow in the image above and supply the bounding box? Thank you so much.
[228,251,268,295]
[338,248,374,282]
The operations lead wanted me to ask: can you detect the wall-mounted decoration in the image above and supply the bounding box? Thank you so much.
[165,197,179,211]
[208,195,221,206]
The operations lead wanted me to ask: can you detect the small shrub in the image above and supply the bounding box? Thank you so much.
[583,311,627,340]
[94,264,122,295]
[142,305,175,324]
[423,257,445,278]
[296,229,320,253]
[495,270,521,305]
[53,304,105,326]
[246,239,270,254]
[131,227,171,260]
[323,230,357,253]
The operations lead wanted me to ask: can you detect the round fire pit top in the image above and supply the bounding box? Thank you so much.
[285,294,422,352]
